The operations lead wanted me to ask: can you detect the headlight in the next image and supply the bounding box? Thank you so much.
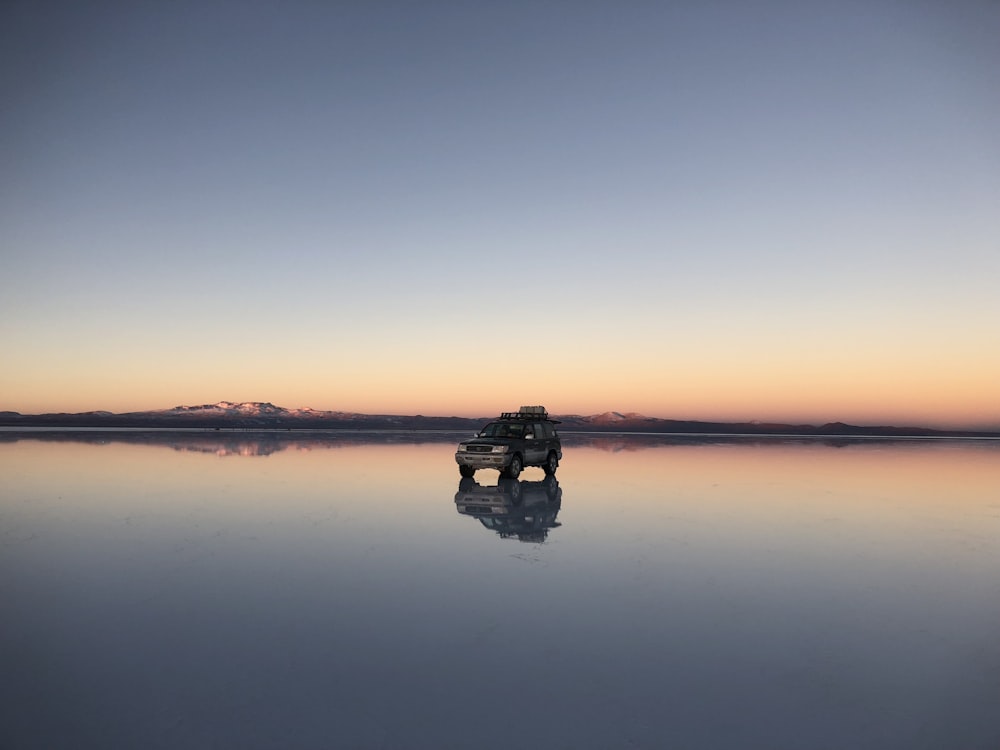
[458,444,468,451]
[493,445,509,453]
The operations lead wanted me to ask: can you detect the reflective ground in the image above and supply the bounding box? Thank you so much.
[2,431,999,749]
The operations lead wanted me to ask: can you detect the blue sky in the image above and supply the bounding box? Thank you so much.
[2,1,998,427]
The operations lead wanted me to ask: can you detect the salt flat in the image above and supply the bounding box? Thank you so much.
[2,434,998,749]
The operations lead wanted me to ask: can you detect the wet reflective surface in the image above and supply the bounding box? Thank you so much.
[2,432,999,749]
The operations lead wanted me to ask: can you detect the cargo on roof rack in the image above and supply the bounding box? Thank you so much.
[518,405,547,415]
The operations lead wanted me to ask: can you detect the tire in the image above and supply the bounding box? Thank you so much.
[499,478,522,505]
[504,454,522,479]
[459,465,475,478]
[543,451,559,475]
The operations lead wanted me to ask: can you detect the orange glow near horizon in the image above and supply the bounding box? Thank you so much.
[2,323,997,429]
[4,382,996,430]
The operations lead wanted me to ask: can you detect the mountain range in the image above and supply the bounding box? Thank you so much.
[1,401,997,438]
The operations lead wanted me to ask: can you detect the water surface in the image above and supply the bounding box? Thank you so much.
[2,432,998,749]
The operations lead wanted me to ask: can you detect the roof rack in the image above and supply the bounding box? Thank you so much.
[498,406,559,422]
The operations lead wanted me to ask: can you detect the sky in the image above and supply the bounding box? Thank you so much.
[2,1,998,428]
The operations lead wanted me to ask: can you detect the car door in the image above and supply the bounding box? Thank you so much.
[539,421,557,459]
[527,422,547,463]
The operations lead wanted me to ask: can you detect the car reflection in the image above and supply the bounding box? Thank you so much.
[454,476,562,543]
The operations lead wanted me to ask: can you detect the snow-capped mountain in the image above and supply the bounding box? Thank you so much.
[154,401,293,417]
[108,402,481,429]
[141,401,356,419]
[574,411,650,425]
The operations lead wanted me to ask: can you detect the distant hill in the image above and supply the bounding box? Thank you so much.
[0,401,478,431]
[1,401,997,438]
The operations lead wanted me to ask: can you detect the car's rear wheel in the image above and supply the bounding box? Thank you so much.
[459,465,475,478]
[543,451,559,475]
[504,454,522,479]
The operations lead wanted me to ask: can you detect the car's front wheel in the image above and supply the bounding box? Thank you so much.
[504,454,522,479]
[459,465,475,478]
[543,451,559,475]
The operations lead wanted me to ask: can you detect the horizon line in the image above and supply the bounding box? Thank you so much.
[2,401,998,435]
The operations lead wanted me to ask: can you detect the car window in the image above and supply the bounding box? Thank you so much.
[481,422,510,437]
[485,423,520,438]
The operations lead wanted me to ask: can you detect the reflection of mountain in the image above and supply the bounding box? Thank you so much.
[168,439,293,457]
[3,429,996,458]
[454,477,563,543]
[558,433,1000,451]
[0,429,466,456]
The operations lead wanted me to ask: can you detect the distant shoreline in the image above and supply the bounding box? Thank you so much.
[2,425,999,442]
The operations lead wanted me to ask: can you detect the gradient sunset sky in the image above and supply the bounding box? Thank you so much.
[2,2,998,428]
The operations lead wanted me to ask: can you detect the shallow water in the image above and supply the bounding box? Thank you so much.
[2,432,999,749]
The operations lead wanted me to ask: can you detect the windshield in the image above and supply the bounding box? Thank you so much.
[479,422,526,438]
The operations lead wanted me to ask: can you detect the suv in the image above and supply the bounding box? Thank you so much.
[455,406,562,479]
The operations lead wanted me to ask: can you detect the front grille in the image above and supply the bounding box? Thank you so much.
[465,445,493,453]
